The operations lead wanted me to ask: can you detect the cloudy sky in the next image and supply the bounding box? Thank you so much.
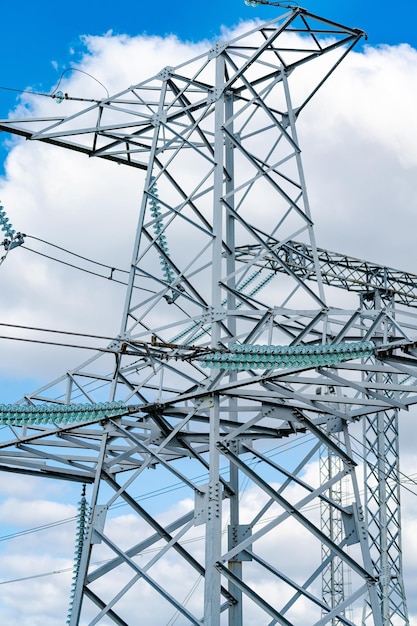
[0,0,417,624]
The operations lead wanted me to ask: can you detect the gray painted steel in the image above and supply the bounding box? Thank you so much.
[0,7,413,625]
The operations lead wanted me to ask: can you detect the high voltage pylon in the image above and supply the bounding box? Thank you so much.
[0,6,415,625]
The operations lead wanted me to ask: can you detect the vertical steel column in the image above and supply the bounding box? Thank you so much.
[361,291,409,626]
[203,50,226,626]
[224,90,243,626]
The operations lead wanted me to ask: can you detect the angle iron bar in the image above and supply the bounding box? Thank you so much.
[258,382,354,421]
[222,127,308,222]
[87,575,142,626]
[0,125,148,168]
[284,310,327,345]
[131,365,385,415]
[259,33,288,76]
[109,420,206,494]
[58,433,104,453]
[87,511,194,582]
[242,310,275,345]
[0,419,114,449]
[316,368,408,412]
[225,42,292,75]
[27,99,100,137]
[224,78,286,139]
[230,29,358,99]
[221,54,289,137]
[83,587,130,626]
[262,241,417,305]
[126,264,204,314]
[218,443,375,582]
[101,438,150,471]
[89,518,199,625]
[376,354,417,378]
[93,94,218,159]
[109,369,149,405]
[312,584,369,626]
[281,536,355,621]
[242,443,351,515]
[144,177,215,239]
[219,408,272,443]
[33,121,150,148]
[145,161,214,236]
[250,438,321,528]
[281,71,326,304]
[288,7,363,36]
[222,54,302,157]
[219,151,297,225]
[17,443,100,474]
[298,11,324,52]
[215,560,295,626]
[91,105,103,153]
[230,56,292,97]
[165,71,215,108]
[283,375,417,395]
[333,310,363,344]
[288,34,363,104]
[231,145,303,197]
[222,204,325,308]
[0,462,94,483]
[159,83,217,160]
[135,233,210,307]
[153,154,219,240]
[67,373,97,404]
[222,11,300,92]
[103,471,235,604]
[378,312,414,343]
[140,411,234,496]
[69,430,110,626]
[149,111,217,168]
[248,549,357,625]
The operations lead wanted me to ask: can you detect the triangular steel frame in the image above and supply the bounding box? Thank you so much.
[0,8,413,625]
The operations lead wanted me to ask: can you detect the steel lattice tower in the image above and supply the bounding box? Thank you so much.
[0,6,415,625]
[360,292,409,626]
[320,431,348,625]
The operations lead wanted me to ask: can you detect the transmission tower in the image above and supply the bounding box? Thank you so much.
[0,6,415,625]
[360,291,409,626]
[319,399,349,625]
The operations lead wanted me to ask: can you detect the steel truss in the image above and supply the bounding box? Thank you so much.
[360,292,409,626]
[320,431,349,626]
[0,7,414,625]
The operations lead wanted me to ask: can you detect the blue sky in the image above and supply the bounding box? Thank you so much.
[1,0,417,117]
[0,3,416,623]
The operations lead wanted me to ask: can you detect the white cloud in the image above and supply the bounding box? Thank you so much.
[298,42,417,270]
[0,20,416,626]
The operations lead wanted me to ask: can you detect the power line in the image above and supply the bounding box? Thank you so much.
[0,321,118,342]
[27,235,125,274]
[23,237,130,285]
[0,516,77,543]
[1,430,415,548]
[1,450,416,588]
[0,78,105,105]
[21,237,158,294]
[0,333,118,353]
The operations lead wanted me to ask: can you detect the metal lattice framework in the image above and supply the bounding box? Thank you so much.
[360,292,409,626]
[320,432,348,626]
[0,7,414,625]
